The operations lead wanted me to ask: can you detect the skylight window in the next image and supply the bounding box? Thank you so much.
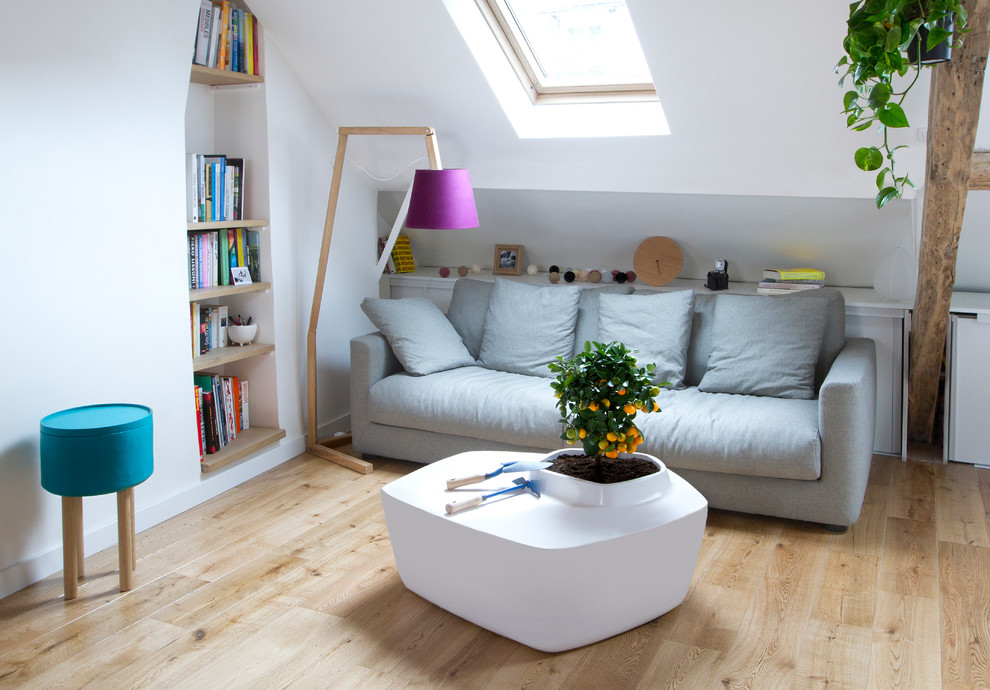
[479,0,657,103]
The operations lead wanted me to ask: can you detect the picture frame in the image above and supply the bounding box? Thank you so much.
[493,244,523,276]
[231,266,253,285]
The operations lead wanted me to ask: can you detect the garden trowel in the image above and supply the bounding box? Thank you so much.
[445,460,551,490]
[445,477,541,514]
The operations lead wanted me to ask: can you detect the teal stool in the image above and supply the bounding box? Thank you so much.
[40,404,153,600]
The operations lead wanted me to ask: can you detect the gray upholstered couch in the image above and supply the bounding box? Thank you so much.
[351,278,876,528]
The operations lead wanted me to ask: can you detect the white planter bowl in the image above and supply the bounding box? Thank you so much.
[540,448,671,507]
[227,323,257,346]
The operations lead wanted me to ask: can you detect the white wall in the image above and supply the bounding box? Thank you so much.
[0,2,370,599]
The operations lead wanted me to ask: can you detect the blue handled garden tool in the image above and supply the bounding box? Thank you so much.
[445,477,541,514]
[445,460,550,490]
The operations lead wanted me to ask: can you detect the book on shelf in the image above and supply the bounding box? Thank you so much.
[378,237,396,273]
[194,375,246,454]
[191,2,260,76]
[391,234,415,273]
[246,230,261,282]
[186,153,244,223]
[188,227,258,290]
[762,267,825,281]
[757,284,823,295]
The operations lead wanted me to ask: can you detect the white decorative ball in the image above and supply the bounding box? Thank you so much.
[471,264,481,274]
[527,264,538,275]
[599,267,612,282]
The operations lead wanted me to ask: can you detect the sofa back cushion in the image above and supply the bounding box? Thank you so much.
[572,283,634,355]
[598,290,695,388]
[698,294,828,399]
[446,278,494,359]
[361,297,475,376]
[683,288,845,390]
[479,278,581,377]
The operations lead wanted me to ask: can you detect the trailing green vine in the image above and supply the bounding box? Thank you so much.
[835,0,968,209]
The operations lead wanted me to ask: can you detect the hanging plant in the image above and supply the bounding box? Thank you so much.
[835,0,968,209]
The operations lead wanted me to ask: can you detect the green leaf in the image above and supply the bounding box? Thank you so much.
[876,168,888,190]
[876,186,900,208]
[927,26,952,50]
[867,82,892,109]
[855,146,884,171]
[878,103,910,128]
[843,90,860,111]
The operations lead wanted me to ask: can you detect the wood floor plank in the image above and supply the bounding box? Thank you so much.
[888,460,935,522]
[637,641,724,689]
[715,524,831,689]
[868,590,940,688]
[811,551,879,627]
[936,466,990,547]
[478,644,583,690]
[939,541,990,688]
[878,517,938,599]
[793,619,873,690]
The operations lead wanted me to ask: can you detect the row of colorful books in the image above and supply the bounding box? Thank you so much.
[757,267,825,295]
[188,228,260,290]
[191,302,230,357]
[378,234,416,274]
[194,375,249,458]
[187,154,245,223]
[192,1,260,75]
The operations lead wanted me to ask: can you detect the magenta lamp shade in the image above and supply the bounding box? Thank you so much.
[405,168,479,229]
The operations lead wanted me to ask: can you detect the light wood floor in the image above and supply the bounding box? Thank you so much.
[2,447,989,688]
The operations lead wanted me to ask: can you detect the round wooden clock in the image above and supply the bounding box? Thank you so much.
[633,236,683,286]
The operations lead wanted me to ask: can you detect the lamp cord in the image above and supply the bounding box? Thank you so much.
[333,155,430,183]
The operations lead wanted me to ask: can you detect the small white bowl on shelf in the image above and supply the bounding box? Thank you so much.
[227,324,258,346]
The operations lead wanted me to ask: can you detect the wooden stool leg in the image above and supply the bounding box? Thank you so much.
[77,506,85,579]
[131,492,137,570]
[117,488,134,592]
[61,497,82,600]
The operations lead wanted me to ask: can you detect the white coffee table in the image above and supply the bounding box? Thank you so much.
[380,450,708,652]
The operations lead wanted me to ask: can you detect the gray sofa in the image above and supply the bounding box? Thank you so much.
[351,278,877,528]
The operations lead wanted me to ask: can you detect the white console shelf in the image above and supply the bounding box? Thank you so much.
[384,269,913,457]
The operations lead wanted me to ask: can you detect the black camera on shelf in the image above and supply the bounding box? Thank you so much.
[706,259,729,291]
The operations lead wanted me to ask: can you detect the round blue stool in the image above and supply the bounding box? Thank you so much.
[40,404,153,600]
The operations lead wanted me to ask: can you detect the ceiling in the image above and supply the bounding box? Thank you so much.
[247,0,988,201]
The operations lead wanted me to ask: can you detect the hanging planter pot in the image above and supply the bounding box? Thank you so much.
[907,15,955,64]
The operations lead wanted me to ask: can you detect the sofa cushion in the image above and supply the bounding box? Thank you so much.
[368,366,564,449]
[599,290,695,388]
[698,294,827,399]
[360,297,475,376]
[479,279,581,377]
[636,387,821,480]
[572,283,634,355]
[445,278,494,359]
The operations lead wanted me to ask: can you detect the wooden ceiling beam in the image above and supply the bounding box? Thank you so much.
[908,0,990,443]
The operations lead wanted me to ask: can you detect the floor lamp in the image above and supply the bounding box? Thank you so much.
[307,126,479,474]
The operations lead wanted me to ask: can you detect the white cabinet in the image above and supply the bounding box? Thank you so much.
[946,312,990,466]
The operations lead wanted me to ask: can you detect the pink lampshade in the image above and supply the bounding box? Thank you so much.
[405,168,479,229]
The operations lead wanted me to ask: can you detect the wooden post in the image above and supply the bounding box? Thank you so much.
[908,0,990,442]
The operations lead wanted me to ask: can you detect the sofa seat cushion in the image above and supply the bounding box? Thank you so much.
[636,387,821,481]
[368,367,563,449]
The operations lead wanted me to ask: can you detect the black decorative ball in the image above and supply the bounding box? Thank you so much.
[614,271,628,284]
[548,264,560,274]
[563,270,576,283]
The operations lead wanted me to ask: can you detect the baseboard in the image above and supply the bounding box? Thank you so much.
[0,432,307,600]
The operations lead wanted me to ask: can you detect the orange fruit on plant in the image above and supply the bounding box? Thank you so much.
[624,404,636,415]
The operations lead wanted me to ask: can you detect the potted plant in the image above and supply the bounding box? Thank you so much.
[836,0,968,209]
[547,341,665,488]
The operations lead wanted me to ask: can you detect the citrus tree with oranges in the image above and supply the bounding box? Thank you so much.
[548,341,664,465]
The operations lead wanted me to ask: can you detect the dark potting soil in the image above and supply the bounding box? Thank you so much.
[547,454,659,484]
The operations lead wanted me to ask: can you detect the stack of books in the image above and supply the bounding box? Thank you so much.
[758,268,825,295]
[186,154,245,223]
[192,1,260,75]
[194,376,249,458]
[390,234,416,273]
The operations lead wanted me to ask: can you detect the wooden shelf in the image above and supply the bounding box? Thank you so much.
[201,426,285,473]
[187,218,269,231]
[190,65,264,87]
[193,343,274,371]
[190,282,271,301]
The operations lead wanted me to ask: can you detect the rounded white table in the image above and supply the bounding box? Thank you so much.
[380,450,708,652]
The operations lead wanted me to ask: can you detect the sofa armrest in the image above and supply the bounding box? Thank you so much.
[817,337,878,524]
[350,332,402,450]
